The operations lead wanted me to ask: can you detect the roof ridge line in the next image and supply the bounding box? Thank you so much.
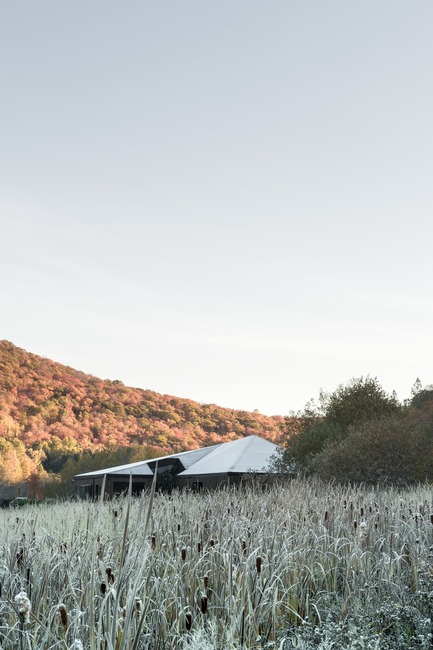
[226,435,254,472]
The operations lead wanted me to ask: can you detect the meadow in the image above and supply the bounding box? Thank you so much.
[0,479,432,649]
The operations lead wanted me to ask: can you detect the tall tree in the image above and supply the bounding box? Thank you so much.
[279,377,401,472]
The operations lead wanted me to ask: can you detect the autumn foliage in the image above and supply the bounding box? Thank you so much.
[0,341,284,491]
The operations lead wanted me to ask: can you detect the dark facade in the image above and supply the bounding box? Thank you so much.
[73,436,280,497]
[73,474,153,499]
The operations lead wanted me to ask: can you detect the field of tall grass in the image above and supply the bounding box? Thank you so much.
[0,479,432,649]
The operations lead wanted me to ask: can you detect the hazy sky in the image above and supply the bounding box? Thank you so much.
[1,1,432,415]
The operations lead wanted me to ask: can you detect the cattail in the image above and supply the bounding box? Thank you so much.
[353,521,357,530]
[135,597,142,614]
[100,582,107,595]
[106,567,114,584]
[17,548,24,570]
[185,612,192,631]
[113,510,118,518]
[181,547,187,561]
[197,542,202,553]
[151,535,156,550]
[58,603,68,630]
[71,641,84,650]
[200,595,208,614]
[209,539,215,547]
[203,575,209,589]
[324,510,328,522]
[15,591,31,624]
[402,543,411,566]
[256,556,262,574]
[360,507,364,517]
[178,523,181,532]
[0,581,2,598]
[430,514,433,525]
[242,540,247,555]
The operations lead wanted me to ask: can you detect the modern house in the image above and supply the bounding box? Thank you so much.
[73,435,280,497]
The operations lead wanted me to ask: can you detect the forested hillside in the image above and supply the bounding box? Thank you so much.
[0,341,284,492]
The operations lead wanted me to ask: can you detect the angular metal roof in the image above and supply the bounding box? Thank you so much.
[74,444,221,478]
[177,435,279,476]
[75,460,154,478]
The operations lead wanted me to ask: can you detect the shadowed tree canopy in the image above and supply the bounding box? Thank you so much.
[278,377,405,479]
[322,376,400,429]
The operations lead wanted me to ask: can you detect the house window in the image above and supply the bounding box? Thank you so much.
[76,484,92,498]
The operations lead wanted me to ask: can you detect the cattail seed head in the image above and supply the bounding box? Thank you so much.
[200,595,208,614]
[17,548,24,570]
[359,521,367,538]
[181,547,187,561]
[197,542,202,553]
[15,591,31,624]
[135,597,142,614]
[203,575,209,588]
[151,535,156,550]
[256,556,262,574]
[58,604,68,630]
[100,582,107,595]
[71,641,84,650]
[185,612,192,630]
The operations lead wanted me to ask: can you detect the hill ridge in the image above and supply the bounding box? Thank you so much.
[0,340,285,490]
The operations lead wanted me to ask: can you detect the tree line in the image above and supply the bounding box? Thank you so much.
[275,377,433,485]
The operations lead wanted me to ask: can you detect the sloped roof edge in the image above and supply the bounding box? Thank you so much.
[177,435,279,476]
[74,442,222,479]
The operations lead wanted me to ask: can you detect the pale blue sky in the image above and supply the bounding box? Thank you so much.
[1,1,432,415]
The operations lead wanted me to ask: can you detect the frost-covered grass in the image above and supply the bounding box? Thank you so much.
[0,479,432,649]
